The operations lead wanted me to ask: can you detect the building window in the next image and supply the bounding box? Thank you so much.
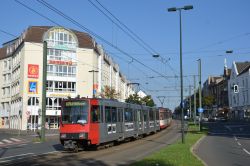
[46,81,76,92]
[47,65,76,77]
[28,97,39,106]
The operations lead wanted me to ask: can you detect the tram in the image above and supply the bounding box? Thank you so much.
[59,97,171,152]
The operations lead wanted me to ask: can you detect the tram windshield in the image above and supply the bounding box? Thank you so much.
[61,100,89,124]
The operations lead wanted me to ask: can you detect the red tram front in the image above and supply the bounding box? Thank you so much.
[60,98,100,151]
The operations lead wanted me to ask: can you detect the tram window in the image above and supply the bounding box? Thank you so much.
[143,110,148,121]
[149,109,154,121]
[117,108,123,122]
[105,106,111,123]
[91,105,100,123]
[137,110,141,122]
[125,108,133,122]
[111,107,117,123]
[99,105,103,123]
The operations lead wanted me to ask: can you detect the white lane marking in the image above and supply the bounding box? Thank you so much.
[234,136,238,141]
[17,144,27,147]
[237,142,241,146]
[10,138,21,142]
[0,153,34,160]
[42,151,58,155]
[243,148,250,155]
[0,159,11,164]
[2,139,12,143]
[0,142,3,144]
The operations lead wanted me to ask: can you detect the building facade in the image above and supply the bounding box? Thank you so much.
[202,60,231,118]
[228,61,250,120]
[0,26,135,130]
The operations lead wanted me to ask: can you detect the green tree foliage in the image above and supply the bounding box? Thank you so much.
[141,95,155,107]
[125,94,155,107]
[125,93,141,105]
[203,95,215,108]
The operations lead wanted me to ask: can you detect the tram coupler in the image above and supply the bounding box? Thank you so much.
[64,140,78,152]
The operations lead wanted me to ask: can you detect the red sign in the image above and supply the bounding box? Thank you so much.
[93,84,98,90]
[48,60,72,65]
[28,64,39,78]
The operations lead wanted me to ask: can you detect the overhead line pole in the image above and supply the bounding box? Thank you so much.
[41,41,47,142]
[198,59,202,131]
[194,75,197,125]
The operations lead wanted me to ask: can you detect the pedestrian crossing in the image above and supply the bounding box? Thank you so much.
[0,138,28,147]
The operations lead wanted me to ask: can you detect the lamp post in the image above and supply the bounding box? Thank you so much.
[168,5,193,144]
[197,58,202,131]
[89,70,99,98]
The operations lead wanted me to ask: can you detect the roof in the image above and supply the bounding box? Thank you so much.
[24,26,95,49]
[235,61,250,75]
[0,26,96,60]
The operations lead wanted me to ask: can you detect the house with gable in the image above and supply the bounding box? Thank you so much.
[228,61,250,120]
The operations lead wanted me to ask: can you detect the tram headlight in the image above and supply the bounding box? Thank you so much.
[79,132,87,139]
[60,133,66,139]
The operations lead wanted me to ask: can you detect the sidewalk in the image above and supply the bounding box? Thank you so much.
[0,128,59,141]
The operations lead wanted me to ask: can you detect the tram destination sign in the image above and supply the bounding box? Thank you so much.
[65,101,86,107]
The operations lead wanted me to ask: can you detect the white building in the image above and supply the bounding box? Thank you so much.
[228,61,250,120]
[0,26,135,130]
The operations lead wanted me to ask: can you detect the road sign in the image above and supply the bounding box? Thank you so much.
[198,108,204,113]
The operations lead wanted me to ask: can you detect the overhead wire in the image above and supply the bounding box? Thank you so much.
[34,0,172,81]
[87,0,179,78]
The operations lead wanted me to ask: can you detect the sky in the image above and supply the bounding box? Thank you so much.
[0,0,250,110]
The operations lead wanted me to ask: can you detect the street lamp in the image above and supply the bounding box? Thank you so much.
[89,70,99,98]
[168,5,193,144]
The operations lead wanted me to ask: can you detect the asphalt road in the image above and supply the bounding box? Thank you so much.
[0,120,181,166]
[195,121,250,166]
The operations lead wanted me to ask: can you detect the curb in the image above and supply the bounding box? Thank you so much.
[190,135,208,166]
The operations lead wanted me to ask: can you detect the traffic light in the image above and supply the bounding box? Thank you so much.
[233,84,239,93]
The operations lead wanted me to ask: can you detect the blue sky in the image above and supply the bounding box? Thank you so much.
[1,0,250,110]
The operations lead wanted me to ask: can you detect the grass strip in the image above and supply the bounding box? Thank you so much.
[131,122,206,166]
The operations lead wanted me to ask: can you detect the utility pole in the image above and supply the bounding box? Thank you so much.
[189,85,192,119]
[198,59,202,131]
[193,75,197,125]
[41,41,47,142]
[89,70,99,98]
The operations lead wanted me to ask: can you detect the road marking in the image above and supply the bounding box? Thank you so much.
[17,144,27,147]
[42,151,58,155]
[234,136,238,141]
[0,159,11,164]
[243,148,250,155]
[2,139,13,143]
[10,138,21,142]
[237,142,241,146]
[0,142,3,144]
[0,153,34,160]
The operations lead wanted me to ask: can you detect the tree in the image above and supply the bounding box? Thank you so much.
[203,95,215,109]
[141,95,155,107]
[99,85,120,99]
[125,93,141,105]
[125,94,155,107]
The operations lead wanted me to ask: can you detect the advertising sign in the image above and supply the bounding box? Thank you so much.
[28,64,39,78]
[28,81,38,93]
